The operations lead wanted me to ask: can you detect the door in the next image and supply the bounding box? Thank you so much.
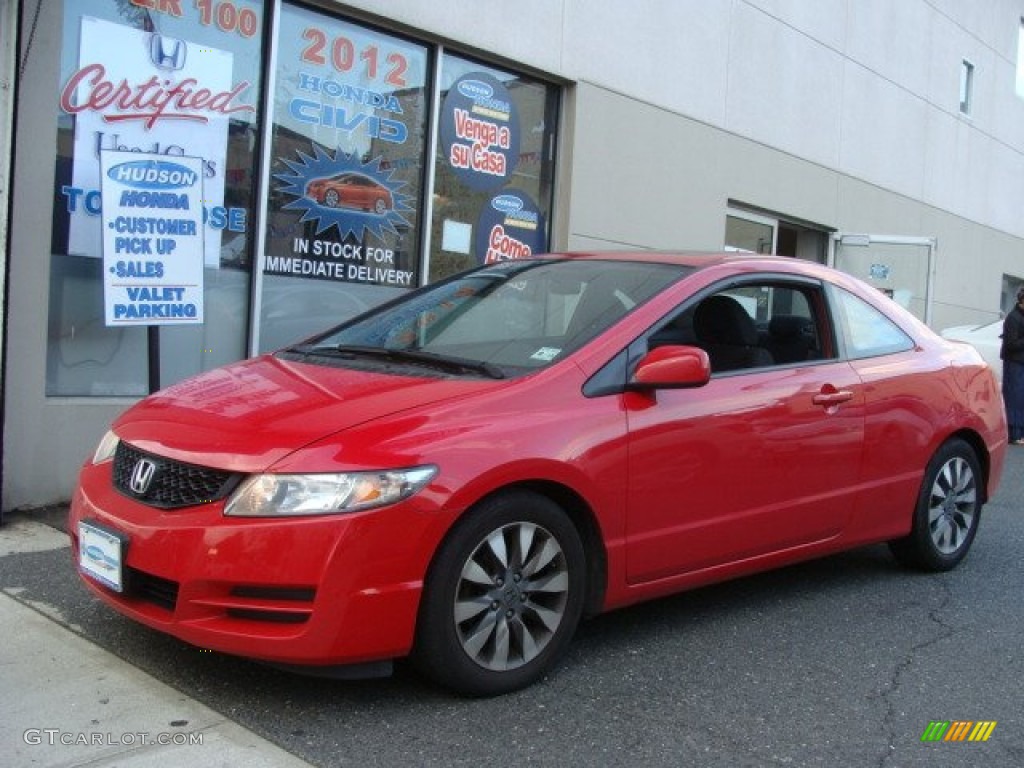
[725,207,830,262]
[623,281,866,584]
[832,234,936,325]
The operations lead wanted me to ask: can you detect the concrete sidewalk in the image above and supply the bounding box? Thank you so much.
[0,515,314,768]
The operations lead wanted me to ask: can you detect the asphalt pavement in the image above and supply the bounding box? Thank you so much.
[1,448,1022,767]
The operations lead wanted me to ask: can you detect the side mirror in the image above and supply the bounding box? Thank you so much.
[630,345,711,390]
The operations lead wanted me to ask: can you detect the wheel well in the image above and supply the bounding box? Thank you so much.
[466,481,608,618]
[947,429,991,504]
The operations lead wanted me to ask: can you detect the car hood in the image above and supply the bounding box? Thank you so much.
[112,354,501,472]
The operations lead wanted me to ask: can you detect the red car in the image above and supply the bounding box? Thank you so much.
[69,253,1006,696]
[305,172,393,214]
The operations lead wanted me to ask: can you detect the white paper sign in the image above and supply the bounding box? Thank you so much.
[65,17,247,266]
[100,151,205,326]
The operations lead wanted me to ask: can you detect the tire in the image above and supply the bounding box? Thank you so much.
[374,198,388,215]
[414,490,586,696]
[324,189,339,207]
[889,438,983,571]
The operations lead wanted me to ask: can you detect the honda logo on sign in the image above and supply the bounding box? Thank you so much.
[149,34,187,71]
[129,459,157,495]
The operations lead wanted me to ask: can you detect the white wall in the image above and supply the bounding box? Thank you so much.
[1,0,15,337]
[0,0,16,510]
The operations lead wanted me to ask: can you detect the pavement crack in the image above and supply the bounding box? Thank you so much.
[876,576,955,768]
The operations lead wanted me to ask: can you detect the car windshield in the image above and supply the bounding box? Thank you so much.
[285,258,688,376]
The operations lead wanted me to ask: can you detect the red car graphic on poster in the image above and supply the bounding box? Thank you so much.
[305,172,394,214]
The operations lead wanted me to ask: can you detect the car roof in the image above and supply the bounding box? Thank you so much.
[537,250,929,323]
[543,250,809,270]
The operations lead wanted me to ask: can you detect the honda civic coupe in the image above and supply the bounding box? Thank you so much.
[69,253,1006,696]
[305,172,393,214]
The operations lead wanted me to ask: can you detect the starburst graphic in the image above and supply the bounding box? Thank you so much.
[274,146,413,241]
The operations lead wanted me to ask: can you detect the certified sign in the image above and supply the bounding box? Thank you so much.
[63,16,252,264]
[100,151,205,326]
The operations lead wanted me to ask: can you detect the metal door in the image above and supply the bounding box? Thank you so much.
[831,234,936,325]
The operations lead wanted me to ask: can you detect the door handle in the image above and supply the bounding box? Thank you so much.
[812,388,854,407]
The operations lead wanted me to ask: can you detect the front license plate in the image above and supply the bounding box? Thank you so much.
[78,521,127,593]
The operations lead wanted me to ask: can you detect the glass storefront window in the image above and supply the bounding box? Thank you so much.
[258,3,430,352]
[47,0,264,395]
[429,54,559,282]
[44,1,561,385]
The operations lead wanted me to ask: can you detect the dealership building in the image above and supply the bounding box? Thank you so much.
[3,0,1024,510]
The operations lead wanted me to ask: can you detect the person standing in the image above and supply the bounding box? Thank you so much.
[1001,287,1024,445]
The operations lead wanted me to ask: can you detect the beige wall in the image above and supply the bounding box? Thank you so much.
[562,81,1022,331]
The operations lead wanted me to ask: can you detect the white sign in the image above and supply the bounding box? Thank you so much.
[100,151,205,326]
[64,17,251,265]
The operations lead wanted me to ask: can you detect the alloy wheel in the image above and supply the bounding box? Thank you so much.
[927,455,977,555]
[453,522,570,671]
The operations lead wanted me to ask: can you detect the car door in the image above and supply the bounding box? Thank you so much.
[624,279,866,584]
[351,177,371,208]
[828,284,944,541]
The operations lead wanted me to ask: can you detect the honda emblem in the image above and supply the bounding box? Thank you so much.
[129,459,157,495]
[149,34,187,71]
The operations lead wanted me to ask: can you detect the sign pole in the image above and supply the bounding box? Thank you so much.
[147,326,160,393]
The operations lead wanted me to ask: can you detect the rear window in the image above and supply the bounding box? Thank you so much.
[833,288,914,359]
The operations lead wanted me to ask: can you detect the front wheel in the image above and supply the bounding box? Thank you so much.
[413,490,586,696]
[889,438,983,571]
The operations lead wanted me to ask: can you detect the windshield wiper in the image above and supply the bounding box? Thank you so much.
[312,344,506,379]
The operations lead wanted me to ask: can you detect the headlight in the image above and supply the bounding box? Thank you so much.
[92,430,120,464]
[223,466,437,517]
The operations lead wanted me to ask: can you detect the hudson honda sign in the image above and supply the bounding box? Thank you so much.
[100,153,205,326]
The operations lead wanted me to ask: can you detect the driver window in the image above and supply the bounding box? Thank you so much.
[648,283,828,373]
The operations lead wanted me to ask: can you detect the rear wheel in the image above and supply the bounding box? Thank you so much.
[414,490,586,696]
[889,438,982,571]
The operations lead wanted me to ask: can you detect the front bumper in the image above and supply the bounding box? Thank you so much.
[68,461,443,668]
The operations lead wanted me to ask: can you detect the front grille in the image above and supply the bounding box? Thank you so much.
[230,586,317,602]
[225,608,310,624]
[113,442,242,510]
